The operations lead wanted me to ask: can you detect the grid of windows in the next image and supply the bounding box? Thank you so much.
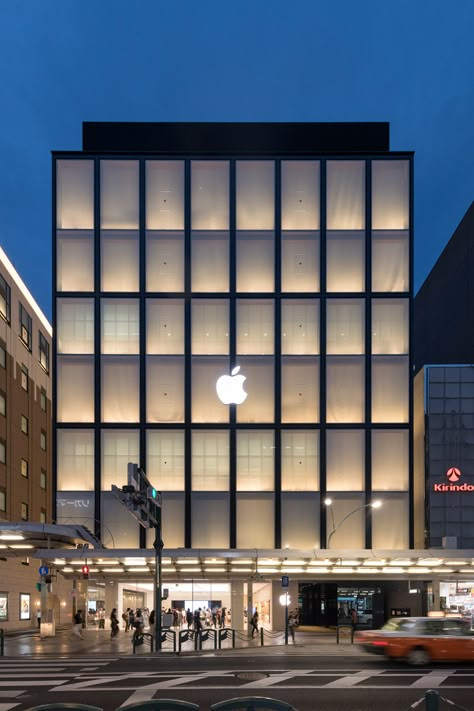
[55,153,413,550]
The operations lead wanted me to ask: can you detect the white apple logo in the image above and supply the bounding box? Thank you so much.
[216,366,248,405]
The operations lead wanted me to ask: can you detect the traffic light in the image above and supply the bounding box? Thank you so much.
[36,582,42,592]
[82,565,89,580]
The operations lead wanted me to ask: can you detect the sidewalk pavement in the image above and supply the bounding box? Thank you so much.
[1,626,364,658]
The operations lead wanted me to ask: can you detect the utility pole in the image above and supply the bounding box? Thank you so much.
[111,463,163,651]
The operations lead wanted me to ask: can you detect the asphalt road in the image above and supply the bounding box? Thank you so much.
[2,654,474,711]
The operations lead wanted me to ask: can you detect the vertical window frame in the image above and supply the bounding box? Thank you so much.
[0,275,11,323]
[39,332,50,373]
[19,304,32,350]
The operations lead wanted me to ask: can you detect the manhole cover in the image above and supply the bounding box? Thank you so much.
[236,672,268,681]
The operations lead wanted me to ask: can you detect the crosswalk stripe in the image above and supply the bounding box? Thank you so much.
[411,670,456,688]
[0,704,20,711]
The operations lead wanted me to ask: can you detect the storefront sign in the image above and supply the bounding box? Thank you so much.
[0,593,8,621]
[433,468,474,492]
[216,366,247,405]
[19,593,31,620]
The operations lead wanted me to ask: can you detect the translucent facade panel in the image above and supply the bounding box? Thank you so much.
[146,232,184,292]
[191,232,229,292]
[372,494,409,548]
[191,161,229,230]
[372,299,409,354]
[57,231,94,292]
[281,300,319,355]
[236,358,274,424]
[101,430,139,491]
[101,356,139,422]
[100,160,139,229]
[192,357,229,423]
[281,430,319,491]
[147,357,184,423]
[160,493,185,547]
[237,300,274,355]
[57,356,94,422]
[372,160,410,230]
[192,299,229,355]
[101,232,139,292]
[372,430,409,490]
[327,233,365,292]
[281,493,319,548]
[326,430,365,491]
[237,430,274,491]
[326,357,365,423]
[57,298,94,354]
[327,161,365,230]
[327,300,365,355]
[281,161,320,230]
[147,299,184,354]
[57,430,94,491]
[101,299,139,354]
[146,161,184,230]
[236,232,274,292]
[372,232,409,292]
[281,358,319,423]
[236,161,274,230]
[192,493,229,548]
[192,431,229,491]
[56,491,95,528]
[325,494,365,548]
[101,493,139,548]
[56,160,94,230]
[372,356,409,423]
[236,493,274,547]
[281,233,319,292]
[147,430,185,491]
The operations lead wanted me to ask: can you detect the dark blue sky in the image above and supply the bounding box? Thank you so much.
[1,0,473,320]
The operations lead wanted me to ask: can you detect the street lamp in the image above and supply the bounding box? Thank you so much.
[325,499,382,548]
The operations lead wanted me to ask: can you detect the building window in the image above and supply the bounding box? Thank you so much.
[0,275,11,323]
[0,440,5,464]
[21,415,28,434]
[39,332,49,373]
[0,392,5,417]
[20,502,28,521]
[19,304,32,350]
[40,509,46,524]
[40,389,46,411]
[40,469,46,490]
[0,489,5,512]
[21,459,28,478]
[0,343,5,369]
[40,430,46,451]
[20,365,28,391]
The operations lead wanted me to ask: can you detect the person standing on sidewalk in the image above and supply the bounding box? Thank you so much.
[110,608,119,638]
[288,612,297,643]
[250,610,259,638]
[72,609,84,639]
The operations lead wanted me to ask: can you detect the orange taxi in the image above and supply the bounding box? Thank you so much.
[355,616,474,665]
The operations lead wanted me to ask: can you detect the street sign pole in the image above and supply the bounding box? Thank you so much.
[153,505,163,652]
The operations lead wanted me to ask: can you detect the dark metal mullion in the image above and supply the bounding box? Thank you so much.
[184,160,192,548]
[139,159,147,550]
[274,160,282,549]
[229,160,237,548]
[93,158,102,541]
[408,155,415,548]
[51,158,58,523]
[319,159,327,548]
[365,159,372,548]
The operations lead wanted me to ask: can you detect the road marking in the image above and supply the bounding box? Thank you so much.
[0,704,21,711]
[324,669,385,688]
[0,693,24,698]
[0,682,68,687]
[119,690,157,707]
[411,670,456,688]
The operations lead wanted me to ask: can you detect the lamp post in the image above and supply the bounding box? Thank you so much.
[324,498,382,548]
[279,593,291,644]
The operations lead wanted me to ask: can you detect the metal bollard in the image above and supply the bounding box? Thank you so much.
[425,690,439,711]
[260,627,264,646]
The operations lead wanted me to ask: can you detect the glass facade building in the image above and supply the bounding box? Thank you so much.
[53,122,414,555]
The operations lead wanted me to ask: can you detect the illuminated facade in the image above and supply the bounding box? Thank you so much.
[53,122,414,554]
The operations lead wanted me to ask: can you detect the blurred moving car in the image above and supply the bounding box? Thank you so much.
[355,616,474,665]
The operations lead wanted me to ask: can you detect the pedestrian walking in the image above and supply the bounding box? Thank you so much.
[36,609,41,629]
[110,608,119,638]
[72,609,84,639]
[288,612,297,643]
[350,607,358,632]
[250,610,259,638]
[149,609,156,638]
[186,608,193,631]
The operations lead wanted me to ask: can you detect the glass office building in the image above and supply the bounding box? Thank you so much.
[53,122,414,556]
